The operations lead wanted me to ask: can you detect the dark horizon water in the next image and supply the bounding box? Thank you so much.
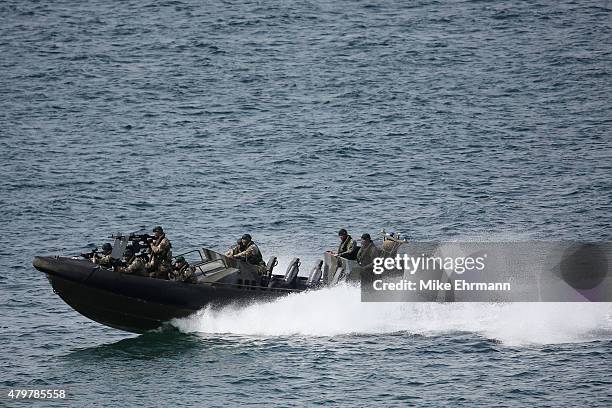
[1,0,611,406]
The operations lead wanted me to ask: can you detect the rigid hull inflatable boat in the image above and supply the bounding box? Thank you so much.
[33,232,405,333]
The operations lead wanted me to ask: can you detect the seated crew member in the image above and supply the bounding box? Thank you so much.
[147,225,172,279]
[228,234,265,267]
[93,243,114,267]
[116,248,146,276]
[171,256,197,284]
[328,229,358,260]
[356,233,381,268]
[224,238,245,257]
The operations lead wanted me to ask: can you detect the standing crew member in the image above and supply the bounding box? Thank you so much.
[147,226,172,279]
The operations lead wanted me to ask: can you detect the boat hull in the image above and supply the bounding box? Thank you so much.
[33,256,296,333]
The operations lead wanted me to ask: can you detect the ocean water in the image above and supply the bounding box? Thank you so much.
[1,0,611,406]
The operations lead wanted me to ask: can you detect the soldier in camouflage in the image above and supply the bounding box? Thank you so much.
[117,248,146,276]
[171,256,197,284]
[147,226,172,279]
[356,233,381,268]
[228,234,265,266]
[93,243,114,268]
[224,238,245,257]
[330,229,358,260]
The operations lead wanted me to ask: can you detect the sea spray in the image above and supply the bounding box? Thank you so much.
[171,283,612,346]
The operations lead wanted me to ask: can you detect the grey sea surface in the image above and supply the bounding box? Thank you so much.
[1,0,611,406]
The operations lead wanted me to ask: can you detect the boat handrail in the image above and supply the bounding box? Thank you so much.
[173,249,205,262]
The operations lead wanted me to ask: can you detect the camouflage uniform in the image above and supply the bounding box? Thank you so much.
[234,241,264,265]
[357,241,381,267]
[94,253,114,268]
[91,243,114,266]
[337,235,357,259]
[119,256,146,276]
[148,235,172,279]
[173,262,197,284]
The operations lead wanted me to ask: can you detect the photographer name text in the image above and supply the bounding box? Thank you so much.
[371,253,511,292]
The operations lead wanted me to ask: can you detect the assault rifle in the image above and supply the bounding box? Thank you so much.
[109,233,156,262]
[110,233,154,243]
[110,233,154,250]
[80,248,98,260]
[131,233,154,243]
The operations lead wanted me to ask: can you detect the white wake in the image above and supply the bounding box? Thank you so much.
[172,283,612,346]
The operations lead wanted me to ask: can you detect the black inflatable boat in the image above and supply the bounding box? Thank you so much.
[33,246,343,333]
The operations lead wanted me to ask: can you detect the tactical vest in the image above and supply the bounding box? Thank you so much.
[152,235,172,265]
[174,262,189,276]
[126,257,146,275]
[244,241,263,265]
[175,263,196,283]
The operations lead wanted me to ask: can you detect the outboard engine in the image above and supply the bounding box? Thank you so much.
[307,260,323,287]
[268,258,300,289]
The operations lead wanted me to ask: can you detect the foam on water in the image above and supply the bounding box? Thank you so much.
[172,283,612,347]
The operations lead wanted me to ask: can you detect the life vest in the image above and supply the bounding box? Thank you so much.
[338,235,355,254]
